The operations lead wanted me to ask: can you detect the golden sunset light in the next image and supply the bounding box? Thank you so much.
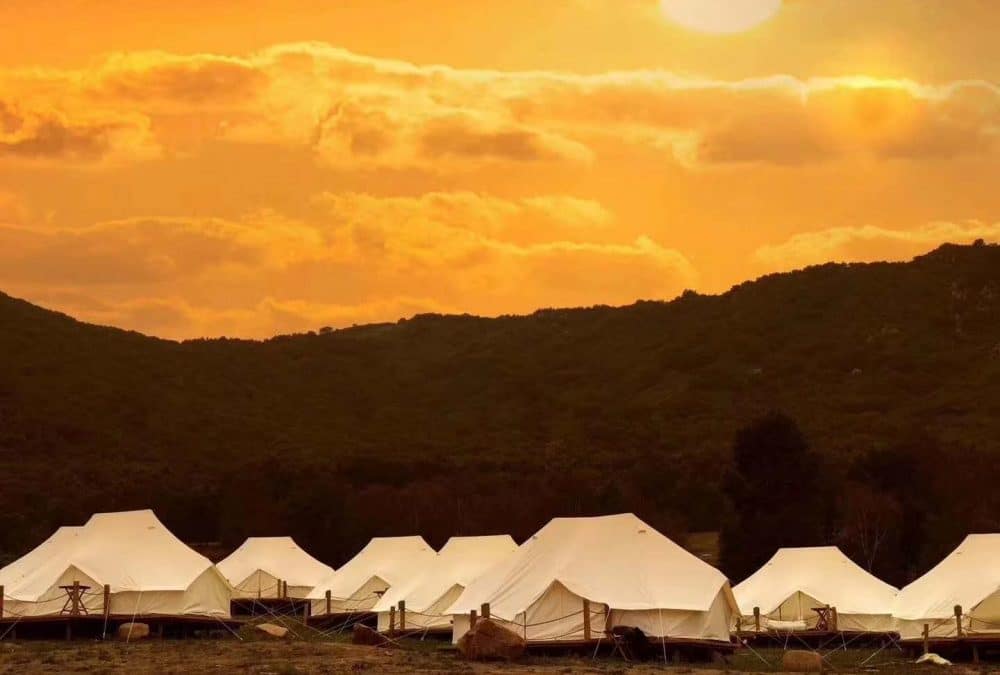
[2,4,1000,667]
[0,0,998,339]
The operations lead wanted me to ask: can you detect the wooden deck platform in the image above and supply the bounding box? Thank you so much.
[523,634,738,662]
[0,614,243,640]
[381,625,453,641]
[230,597,310,618]
[737,629,899,648]
[306,610,377,631]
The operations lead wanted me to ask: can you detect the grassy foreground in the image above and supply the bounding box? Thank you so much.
[0,637,996,675]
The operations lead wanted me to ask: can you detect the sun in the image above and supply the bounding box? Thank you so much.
[660,0,782,35]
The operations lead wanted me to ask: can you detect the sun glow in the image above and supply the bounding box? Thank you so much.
[660,0,782,35]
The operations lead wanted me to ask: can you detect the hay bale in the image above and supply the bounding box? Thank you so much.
[116,622,150,640]
[254,623,290,639]
[781,649,823,672]
[457,618,526,661]
[352,624,391,647]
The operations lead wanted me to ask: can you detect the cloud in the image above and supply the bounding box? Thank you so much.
[0,192,694,337]
[0,212,325,286]
[90,51,267,104]
[417,116,593,163]
[0,98,156,163]
[58,294,451,340]
[754,221,1000,270]
[2,43,997,168]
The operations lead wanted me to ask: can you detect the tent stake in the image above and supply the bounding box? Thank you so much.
[954,605,963,638]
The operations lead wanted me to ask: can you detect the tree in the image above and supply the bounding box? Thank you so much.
[720,412,833,581]
[836,482,902,577]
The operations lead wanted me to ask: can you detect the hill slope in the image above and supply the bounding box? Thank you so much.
[1,243,998,573]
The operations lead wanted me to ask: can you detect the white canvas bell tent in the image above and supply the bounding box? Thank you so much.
[217,537,333,600]
[893,534,1000,639]
[373,535,518,632]
[446,513,738,644]
[0,526,86,618]
[308,536,435,617]
[0,510,230,618]
[732,546,898,633]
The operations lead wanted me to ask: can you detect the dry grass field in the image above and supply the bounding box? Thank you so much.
[1,637,996,675]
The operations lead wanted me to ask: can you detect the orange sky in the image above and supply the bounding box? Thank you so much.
[1,0,998,338]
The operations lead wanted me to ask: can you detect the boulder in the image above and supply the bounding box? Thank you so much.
[254,623,290,639]
[352,624,391,647]
[457,618,526,661]
[116,622,150,640]
[781,649,823,672]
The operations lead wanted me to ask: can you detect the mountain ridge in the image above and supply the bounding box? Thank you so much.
[1,242,998,576]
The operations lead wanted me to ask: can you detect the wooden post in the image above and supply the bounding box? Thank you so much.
[481,602,491,620]
[303,599,311,622]
[284,581,289,599]
[325,590,332,615]
[582,599,592,640]
[71,580,81,616]
[954,605,963,638]
[399,600,406,631]
[753,606,761,632]
[389,606,396,635]
[0,584,4,620]
[470,609,478,629]
[922,623,930,655]
[103,584,111,630]
[831,606,838,632]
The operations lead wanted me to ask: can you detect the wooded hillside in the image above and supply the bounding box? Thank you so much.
[1,243,998,583]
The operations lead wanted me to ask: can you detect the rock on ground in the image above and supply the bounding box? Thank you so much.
[781,649,823,672]
[254,623,290,639]
[116,622,150,640]
[457,618,526,661]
